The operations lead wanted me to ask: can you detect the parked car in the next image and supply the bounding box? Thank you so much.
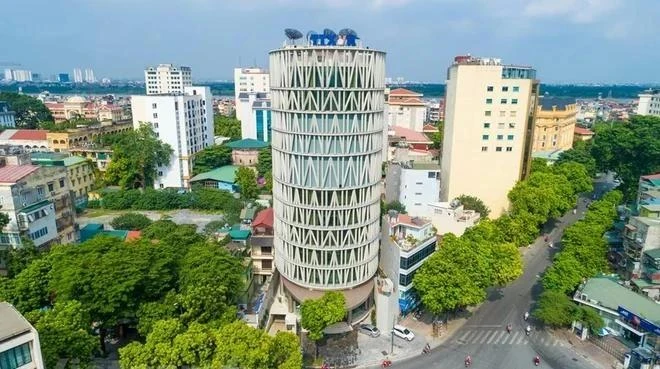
[393,324,415,341]
[358,324,381,337]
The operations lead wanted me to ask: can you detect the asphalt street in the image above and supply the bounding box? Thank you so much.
[390,175,615,369]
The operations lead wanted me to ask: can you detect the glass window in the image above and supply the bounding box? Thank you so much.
[0,342,32,369]
[512,86,519,92]
[485,111,491,116]
[47,182,54,192]
[496,147,503,152]
[498,123,505,129]
[399,241,436,271]
[481,146,488,152]
[506,147,513,152]
[500,99,507,104]
[486,98,493,104]
[507,135,514,140]
[502,86,509,92]
[510,111,517,117]
[497,134,503,140]
[59,179,65,188]
[509,123,516,128]
[482,135,489,140]
[483,123,490,128]
[487,86,494,92]
[512,99,518,105]
[499,111,506,117]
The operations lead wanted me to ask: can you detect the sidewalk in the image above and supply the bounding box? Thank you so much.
[551,329,624,369]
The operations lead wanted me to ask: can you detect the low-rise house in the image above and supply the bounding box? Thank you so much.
[250,207,274,283]
[632,249,660,301]
[0,130,49,152]
[0,302,45,369]
[189,165,239,192]
[379,211,437,317]
[573,276,660,367]
[574,126,595,142]
[385,160,440,217]
[623,216,660,280]
[225,139,269,167]
[427,200,480,236]
[30,152,95,209]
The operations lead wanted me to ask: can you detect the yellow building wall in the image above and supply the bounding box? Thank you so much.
[532,104,577,152]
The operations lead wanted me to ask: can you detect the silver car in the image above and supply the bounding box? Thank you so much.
[359,324,381,337]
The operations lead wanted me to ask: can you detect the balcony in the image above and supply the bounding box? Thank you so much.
[391,233,436,252]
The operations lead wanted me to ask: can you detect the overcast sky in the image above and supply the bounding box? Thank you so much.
[3,0,658,83]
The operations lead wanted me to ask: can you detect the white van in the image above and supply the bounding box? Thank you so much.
[393,325,415,341]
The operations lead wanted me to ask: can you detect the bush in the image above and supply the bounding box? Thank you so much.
[110,213,153,231]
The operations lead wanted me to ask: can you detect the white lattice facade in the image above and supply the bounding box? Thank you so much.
[270,46,386,291]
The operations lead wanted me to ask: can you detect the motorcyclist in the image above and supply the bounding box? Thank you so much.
[534,355,541,365]
[506,324,512,333]
[526,325,531,335]
[524,311,529,321]
[465,355,472,367]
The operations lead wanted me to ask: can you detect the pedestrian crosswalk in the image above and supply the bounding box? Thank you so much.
[452,329,565,347]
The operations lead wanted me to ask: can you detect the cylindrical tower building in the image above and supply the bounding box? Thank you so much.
[270,34,386,317]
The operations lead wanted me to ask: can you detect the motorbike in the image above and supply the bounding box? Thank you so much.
[464,358,472,367]
[526,326,531,336]
[524,312,529,321]
[534,356,541,366]
[381,359,392,368]
[422,344,431,355]
[506,324,512,334]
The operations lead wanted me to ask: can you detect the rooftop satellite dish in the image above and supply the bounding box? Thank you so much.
[284,28,303,40]
[338,28,350,37]
[345,28,358,38]
[323,28,336,37]
[306,30,316,41]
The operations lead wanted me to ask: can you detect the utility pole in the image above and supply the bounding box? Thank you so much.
[390,317,395,355]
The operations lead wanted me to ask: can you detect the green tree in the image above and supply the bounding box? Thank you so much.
[0,92,53,128]
[135,291,179,336]
[300,291,346,341]
[236,167,258,199]
[590,116,660,200]
[383,200,407,214]
[576,306,605,333]
[3,257,52,312]
[214,115,242,140]
[212,321,272,369]
[430,129,443,150]
[203,220,227,235]
[193,145,233,175]
[110,212,153,230]
[533,290,577,327]
[264,171,273,193]
[553,161,593,195]
[105,125,173,189]
[26,300,98,369]
[488,242,523,286]
[555,139,596,176]
[494,211,542,247]
[530,158,551,173]
[4,238,40,278]
[256,147,273,176]
[456,194,491,218]
[541,254,585,294]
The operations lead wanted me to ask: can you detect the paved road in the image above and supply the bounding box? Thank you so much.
[391,175,615,369]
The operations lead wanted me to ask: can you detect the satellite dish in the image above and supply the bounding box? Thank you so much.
[338,28,350,37]
[284,28,303,40]
[323,28,336,37]
[306,30,316,41]
[345,28,358,38]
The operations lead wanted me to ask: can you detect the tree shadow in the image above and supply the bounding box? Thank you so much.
[486,287,505,302]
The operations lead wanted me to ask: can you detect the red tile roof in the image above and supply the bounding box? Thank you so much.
[252,208,274,228]
[389,88,422,96]
[574,127,594,136]
[0,165,39,183]
[423,124,438,132]
[391,126,432,143]
[641,173,660,180]
[389,213,430,228]
[10,130,48,141]
[126,231,141,241]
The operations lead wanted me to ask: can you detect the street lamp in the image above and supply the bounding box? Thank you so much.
[390,316,395,355]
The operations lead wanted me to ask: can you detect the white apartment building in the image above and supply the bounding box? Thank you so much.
[0,102,16,128]
[84,68,96,83]
[73,68,83,83]
[385,88,426,132]
[378,211,437,329]
[131,86,214,189]
[426,200,480,237]
[236,92,272,142]
[144,64,193,95]
[385,161,441,217]
[637,89,660,117]
[3,69,32,82]
[440,55,538,217]
[0,302,45,369]
[234,68,269,123]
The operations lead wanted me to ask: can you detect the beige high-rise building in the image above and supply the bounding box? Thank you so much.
[532,99,577,153]
[440,55,539,217]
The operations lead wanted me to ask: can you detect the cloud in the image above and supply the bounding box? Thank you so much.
[522,0,622,24]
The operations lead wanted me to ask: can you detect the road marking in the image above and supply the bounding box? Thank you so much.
[477,331,490,344]
[466,325,502,328]
[458,331,471,341]
[486,331,498,344]
[472,331,485,344]
[502,332,517,344]
[516,334,525,344]
[491,331,506,344]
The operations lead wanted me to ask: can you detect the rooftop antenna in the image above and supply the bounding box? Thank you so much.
[284,28,303,45]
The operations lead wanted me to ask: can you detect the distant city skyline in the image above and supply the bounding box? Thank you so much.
[3,0,659,83]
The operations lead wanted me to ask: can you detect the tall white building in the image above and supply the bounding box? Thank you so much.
[270,34,386,321]
[3,69,32,82]
[73,68,83,83]
[131,86,214,189]
[3,69,12,81]
[144,64,192,95]
[385,161,441,217]
[0,302,45,369]
[84,68,96,83]
[236,92,272,142]
[440,55,538,217]
[234,68,269,123]
[637,89,660,117]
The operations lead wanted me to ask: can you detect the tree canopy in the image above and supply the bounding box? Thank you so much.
[236,167,259,199]
[193,145,233,175]
[590,116,660,200]
[0,92,53,128]
[256,147,273,176]
[300,291,346,341]
[456,194,491,218]
[110,213,153,230]
[215,115,241,140]
[104,125,173,189]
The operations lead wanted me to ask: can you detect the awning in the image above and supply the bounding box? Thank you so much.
[615,319,646,336]
[281,277,373,310]
[323,322,353,335]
